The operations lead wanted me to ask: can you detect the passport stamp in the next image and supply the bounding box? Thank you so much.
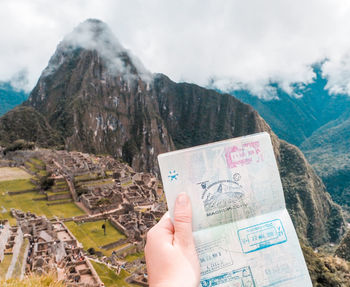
[200,266,255,287]
[224,140,263,169]
[196,239,234,276]
[238,219,287,254]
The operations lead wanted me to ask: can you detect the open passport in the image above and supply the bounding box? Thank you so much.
[158,132,312,287]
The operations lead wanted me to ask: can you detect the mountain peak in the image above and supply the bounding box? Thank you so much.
[63,18,123,52]
[41,19,150,80]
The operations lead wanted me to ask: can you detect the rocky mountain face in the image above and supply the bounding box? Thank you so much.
[0,19,345,247]
[26,19,174,174]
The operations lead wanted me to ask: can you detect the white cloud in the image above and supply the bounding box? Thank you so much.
[1,0,350,97]
[323,53,350,95]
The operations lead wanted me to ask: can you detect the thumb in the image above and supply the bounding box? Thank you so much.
[173,192,194,247]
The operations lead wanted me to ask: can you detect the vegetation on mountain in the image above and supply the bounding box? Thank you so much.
[301,110,350,209]
[302,244,350,286]
[335,230,350,261]
[0,106,63,148]
[232,67,350,147]
[0,82,28,116]
[232,69,350,212]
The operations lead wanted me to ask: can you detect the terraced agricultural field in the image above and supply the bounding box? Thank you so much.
[0,178,84,224]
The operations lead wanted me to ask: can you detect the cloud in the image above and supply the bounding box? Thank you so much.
[1,0,350,97]
[323,54,350,95]
[41,19,151,83]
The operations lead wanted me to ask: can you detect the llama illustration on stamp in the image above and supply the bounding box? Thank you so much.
[199,173,245,214]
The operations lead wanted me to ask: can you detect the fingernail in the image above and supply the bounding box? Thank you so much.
[176,193,188,206]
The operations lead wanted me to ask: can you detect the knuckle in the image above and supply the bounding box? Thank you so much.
[174,213,191,224]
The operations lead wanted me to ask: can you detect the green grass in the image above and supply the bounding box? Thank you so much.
[46,190,69,197]
[74,173,100,182]
[0,272,66,286]
[90,261,138,287]
[65,220,126,256]
[25,162,39,173]
[29,158,45,168]
[124,251,144,262]
[25,160,48,177]
[37,170,48,177]
[0,179,84,222]
[106,171,114,176]
[79,178,114,188]
[0,179,35,192]
[0,254,13,278]
[53,181,68,188]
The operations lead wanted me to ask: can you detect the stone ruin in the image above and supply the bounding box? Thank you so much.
[11,209,104,287]
[2,148,168,286]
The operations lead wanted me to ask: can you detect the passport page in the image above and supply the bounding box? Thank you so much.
[158,132,312,286]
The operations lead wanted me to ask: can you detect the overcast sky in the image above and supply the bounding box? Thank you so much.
[1,0,350,98]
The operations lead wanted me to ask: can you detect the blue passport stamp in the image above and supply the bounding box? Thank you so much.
[200,266,255,287]
[238,219,287,253]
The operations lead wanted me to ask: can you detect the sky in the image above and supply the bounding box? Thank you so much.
[1,0,350,98]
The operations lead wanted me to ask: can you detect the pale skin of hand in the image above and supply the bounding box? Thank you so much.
[145,193,201,287]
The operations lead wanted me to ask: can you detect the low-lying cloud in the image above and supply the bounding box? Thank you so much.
[1,0,350,98]
[42,19,151,83]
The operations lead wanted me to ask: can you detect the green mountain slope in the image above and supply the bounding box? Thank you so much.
[300,111,350,208]
[232,69,350,211]
[0,82,28,116]
[0,106,63,148]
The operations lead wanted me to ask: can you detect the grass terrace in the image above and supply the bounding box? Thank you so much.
[65,220,126,256]
[74,173,103,183]
[0,178,35,192]
[90,261,138,287]
[0,253,13,278]
[46,190,70,197]
[124,251,144,263]
[24,158,48,178]
[0,179,84,224]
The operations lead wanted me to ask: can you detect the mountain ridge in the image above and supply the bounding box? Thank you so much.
[232,68,350,210]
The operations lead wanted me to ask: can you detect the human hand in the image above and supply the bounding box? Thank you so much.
[145,192,200,287]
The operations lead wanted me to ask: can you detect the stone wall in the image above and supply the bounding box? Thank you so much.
[110,218,128,236]
[6,227,23,279]
[47,193,71,201]
[0,221,10,261]
[101,238,129,250]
